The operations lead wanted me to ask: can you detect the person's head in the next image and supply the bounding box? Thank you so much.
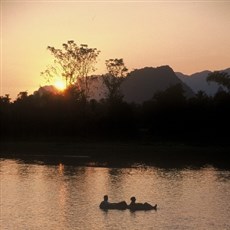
[130,196,136,203]
[104,195,108,201]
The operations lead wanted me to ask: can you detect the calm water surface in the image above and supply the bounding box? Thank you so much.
[0,158,230,230]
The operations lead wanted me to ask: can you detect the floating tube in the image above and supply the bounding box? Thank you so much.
[99,201,128,210]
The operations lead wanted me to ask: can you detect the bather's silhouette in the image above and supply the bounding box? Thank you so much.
[99,195,128,210]
[128,196,157,211]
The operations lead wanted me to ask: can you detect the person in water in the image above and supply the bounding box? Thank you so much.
[99,195,128,210]
[99,195,110,209]
[129,196,157,211]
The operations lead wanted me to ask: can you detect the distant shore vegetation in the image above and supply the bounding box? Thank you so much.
[1,41,230,143]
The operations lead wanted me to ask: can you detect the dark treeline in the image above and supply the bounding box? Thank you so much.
[1,83,230,144]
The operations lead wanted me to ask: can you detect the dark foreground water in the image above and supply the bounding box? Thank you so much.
[0,157,230,230]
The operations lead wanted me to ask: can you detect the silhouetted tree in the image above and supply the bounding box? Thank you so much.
[102,58,128,103]
[16,91,28,102]
[153,84,186,108]
[189,90,211,106]
[207,71,230,91]
[0,94,11,105]
[145,84,187,138]
[41,40,100,99]
[0,95,12,138]
[196,90,208,100]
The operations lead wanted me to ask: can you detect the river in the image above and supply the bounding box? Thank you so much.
[0,157,230,230]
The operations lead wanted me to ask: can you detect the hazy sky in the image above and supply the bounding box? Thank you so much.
[1,1,230,99]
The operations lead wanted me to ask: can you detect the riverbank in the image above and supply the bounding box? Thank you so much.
[1,140,229,168]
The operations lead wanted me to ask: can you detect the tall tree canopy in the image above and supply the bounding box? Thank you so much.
[41,40,100,98]
[102,58,128,103]
[207,71,230,91]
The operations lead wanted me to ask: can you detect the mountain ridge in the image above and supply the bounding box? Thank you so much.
[176,67,230,96]
[121,65,194,103]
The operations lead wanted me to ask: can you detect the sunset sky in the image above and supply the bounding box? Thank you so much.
[1,1,230,100]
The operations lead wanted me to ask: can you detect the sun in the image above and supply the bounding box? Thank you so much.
[54,79,66,91]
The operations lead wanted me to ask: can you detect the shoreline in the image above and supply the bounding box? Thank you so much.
[1,140,229,168]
